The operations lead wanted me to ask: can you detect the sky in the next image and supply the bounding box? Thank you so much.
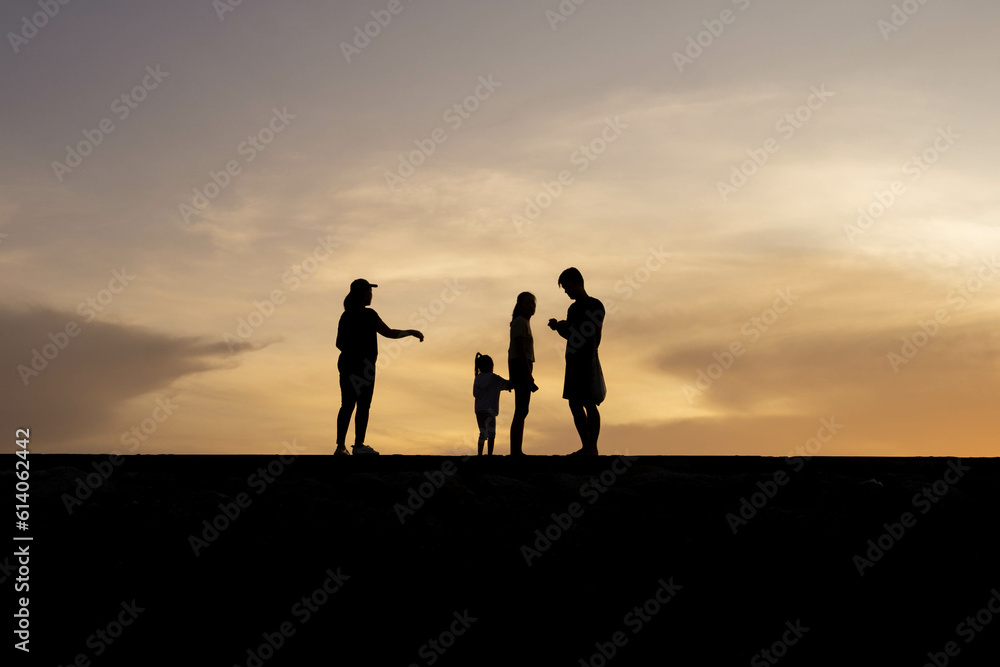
[2,0,999,456]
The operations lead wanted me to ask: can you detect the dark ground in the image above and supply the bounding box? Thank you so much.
[4,454,1000,666]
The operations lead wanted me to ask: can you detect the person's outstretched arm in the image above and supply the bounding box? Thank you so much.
[375,319,424,342]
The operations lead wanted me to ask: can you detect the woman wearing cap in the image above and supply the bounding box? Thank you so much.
[335,279,424,455]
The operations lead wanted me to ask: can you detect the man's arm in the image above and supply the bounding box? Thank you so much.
[590,303,605,347]
[547,318,570,339]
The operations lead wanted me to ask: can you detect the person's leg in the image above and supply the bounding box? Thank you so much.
[510,388,530,455]
[584,401,600,452]
[476,412,487,455]
[486,414,496,455]
[354,374,375,446]
[336,371,357,447]
[569,400,588,448]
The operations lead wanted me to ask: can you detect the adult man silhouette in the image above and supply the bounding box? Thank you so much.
[548,268,605,455]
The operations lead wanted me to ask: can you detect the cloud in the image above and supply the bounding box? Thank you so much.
[1,306,250,451]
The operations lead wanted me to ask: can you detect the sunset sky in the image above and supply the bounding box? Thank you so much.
[2,0,998,456]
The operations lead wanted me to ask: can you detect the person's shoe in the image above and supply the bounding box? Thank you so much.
[352,444,379,455]
[568,448,598,456]
[334,445,350,456]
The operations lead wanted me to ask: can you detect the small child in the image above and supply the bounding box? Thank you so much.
[473,352,513,455]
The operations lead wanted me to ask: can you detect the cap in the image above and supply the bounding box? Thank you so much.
[350,278,378,292]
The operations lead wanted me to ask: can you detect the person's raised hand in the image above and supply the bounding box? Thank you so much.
[547,318,558,330]
[412,330,424,342]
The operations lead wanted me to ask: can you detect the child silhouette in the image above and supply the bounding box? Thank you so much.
[473,353,513,456]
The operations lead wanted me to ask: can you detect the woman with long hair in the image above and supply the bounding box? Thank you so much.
[508,291,537,455]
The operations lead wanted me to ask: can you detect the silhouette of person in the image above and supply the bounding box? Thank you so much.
[473,353,513,456]
[335,279,424,455]
[547,268,605,455]
[508,292,538,456]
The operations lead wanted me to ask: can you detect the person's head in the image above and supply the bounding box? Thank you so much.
[558,267,586,299]
[475,352,494,375]
[344,278,378,310]
[510,291,536,323]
